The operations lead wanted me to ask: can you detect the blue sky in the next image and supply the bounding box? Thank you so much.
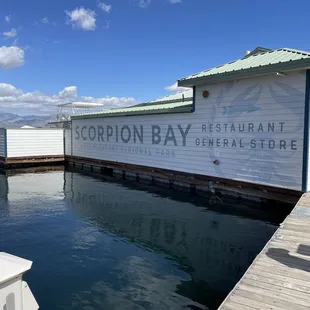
[1,0,310,115]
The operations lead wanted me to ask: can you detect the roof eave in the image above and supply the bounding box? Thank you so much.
[71,104,194,120]
[136,97,192,107]
[178,59,310,87]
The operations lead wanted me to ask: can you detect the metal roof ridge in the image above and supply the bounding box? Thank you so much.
[179,58,241,80]
[279,47,310,55]
[71,100,194,119]
[182,47,309,80]
[242,46,274,59]
[150,98,193,105]
[178,46,310,86]
[179,48,274,80]
[150,89,192,101]
[72,100,193,118]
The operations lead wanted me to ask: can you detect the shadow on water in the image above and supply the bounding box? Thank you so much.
[65,167,293,225]
[0,167,295,310]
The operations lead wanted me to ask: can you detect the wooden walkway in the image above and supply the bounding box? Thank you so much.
[218,192,310,310]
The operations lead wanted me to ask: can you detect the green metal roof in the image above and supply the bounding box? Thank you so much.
[178,47,310,87]
[71,90,193,120]
[150,88,192,103]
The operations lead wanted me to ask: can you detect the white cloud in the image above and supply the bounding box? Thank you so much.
[45,39,60,44]
[41,17,49,24]
[3,28,17,38]
[140,0,151,8]
[40,17,56,26]
[169,0,181,3]
[79,95,136,109]
[0,83,137,115]
[58,86,77,99]
[66,7,96,31]
[97,2,112,13]
[165,82,189,92]
[102,20,111,29]
[0,83,22,97]
[0,46,24,69]
[5,15,11,23]
[130,0,152,8]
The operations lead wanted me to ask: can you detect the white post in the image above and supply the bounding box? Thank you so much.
[0,252,39,310]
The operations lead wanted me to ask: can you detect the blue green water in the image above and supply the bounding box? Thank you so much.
[0,168,290,309]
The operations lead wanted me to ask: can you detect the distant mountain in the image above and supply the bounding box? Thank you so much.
[0,113,51,128]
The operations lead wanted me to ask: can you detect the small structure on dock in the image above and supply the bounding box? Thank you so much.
[48,101,104,129]
[0,127,64,168]
[65,46,310,202]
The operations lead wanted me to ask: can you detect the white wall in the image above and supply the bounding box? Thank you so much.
[0,128,6,157]
[64,129,72,156]
[72,71,306,191]
[6,129,64,158]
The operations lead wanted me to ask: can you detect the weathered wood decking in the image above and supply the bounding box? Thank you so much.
[0,155,64,168]
[218,192,310,310]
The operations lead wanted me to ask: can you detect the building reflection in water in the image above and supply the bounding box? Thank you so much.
[63,169,285,309]
[0,168,290,310]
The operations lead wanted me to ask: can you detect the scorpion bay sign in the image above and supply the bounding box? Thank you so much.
[75,124,192,146]
[196,121,298,150]
[75,121,298,151]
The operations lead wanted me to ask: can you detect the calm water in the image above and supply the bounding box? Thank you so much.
[0,168,291,310]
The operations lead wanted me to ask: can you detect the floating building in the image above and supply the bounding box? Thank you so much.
[0,127,64,167]
[64,46,310,202]
[2,46,310,202]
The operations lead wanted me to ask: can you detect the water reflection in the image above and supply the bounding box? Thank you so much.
[68,256,208,310]
[0,168,290,310]
[63,169,285,309]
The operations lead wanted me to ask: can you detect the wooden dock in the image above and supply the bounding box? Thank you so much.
[0,155,64,168]
[218,192,310,310]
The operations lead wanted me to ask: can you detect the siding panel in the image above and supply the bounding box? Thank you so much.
[6,129,64,157]
[72,71,306,191]
[64,129,72,156]
[307,137,310,191]
[0,128,6,157]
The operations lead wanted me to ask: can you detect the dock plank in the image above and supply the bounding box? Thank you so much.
[274,233,310,244]
[283,215,310,225]
[218,192,310,310]
[232,288,310,310]
[228,295,287,310]
[253,260,310,280]
[220,301,258,310]
[275,229,310,239]
[280,223,310,234]
[244,272,310,293]
[240,278,310,302]
[236,283,310,307]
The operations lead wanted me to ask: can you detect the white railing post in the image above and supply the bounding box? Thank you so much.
[0,252,39,310]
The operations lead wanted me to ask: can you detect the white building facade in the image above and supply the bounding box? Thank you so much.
[0,128,64,165]
[68,47,310,196]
